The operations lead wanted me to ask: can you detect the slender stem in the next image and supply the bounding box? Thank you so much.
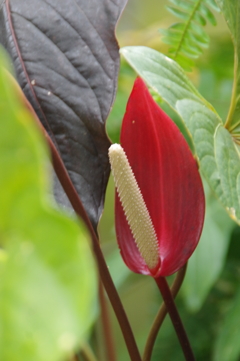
[225,49,238,130]
[19,91,142,361]
[143,264,187,361]
[98,281,116,361]
[80,342,98,361]
[155,277,195,361]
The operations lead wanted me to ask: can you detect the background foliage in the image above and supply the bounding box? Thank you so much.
[1,0,240,360]
[100,1,240,360]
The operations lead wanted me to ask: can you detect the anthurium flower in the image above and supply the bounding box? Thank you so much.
[109,77,205,278]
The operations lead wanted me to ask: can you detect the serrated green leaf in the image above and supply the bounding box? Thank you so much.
[0,49,97,361]
[217,0,240,136]
[182,181,234,312]
[213,286,240,361]
[121,46,240,225]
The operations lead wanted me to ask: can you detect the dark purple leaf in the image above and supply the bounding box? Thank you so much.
[0,0,127,228]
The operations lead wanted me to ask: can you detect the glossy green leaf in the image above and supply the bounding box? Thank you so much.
[182,182,234,312]
[216,0,240,141]
[120,46,240,225]
[213,286,240,361]
[0,50,97,361]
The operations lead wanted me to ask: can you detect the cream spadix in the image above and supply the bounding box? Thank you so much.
[109,143,159,270]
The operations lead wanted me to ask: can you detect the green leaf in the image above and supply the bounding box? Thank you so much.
[120,46,240,225]
[182,181,235,312]
[216,0,240,140]
[120,46,213,111]
[0,50,97,361]
[213,286,240,361]
[177,99,240,221]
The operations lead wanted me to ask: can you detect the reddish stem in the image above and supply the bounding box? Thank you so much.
[155,277,195,361]
[143,264,187,361]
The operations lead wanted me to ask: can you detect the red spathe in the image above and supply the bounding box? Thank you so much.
[115,77,205,277]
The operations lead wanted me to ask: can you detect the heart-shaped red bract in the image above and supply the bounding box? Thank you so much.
[115,78,205,278]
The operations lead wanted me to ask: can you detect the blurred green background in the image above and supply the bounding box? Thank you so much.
[97,1,240,360]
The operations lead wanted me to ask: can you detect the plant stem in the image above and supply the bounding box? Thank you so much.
[98,281,116,361]
[155,276,195,361]
[143,264,187,361]
[20,93,142,361]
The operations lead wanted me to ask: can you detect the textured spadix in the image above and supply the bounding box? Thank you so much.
[109,144,160,271]
[114,78,205,278]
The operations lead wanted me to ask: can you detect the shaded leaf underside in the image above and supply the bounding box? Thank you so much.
[0,0,127,227]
